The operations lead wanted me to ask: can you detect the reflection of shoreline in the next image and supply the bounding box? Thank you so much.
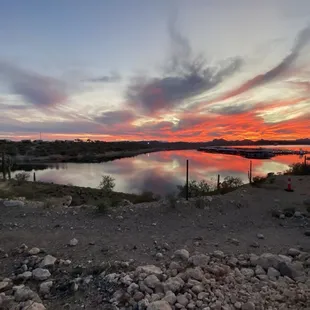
[11,163,68,172]
[8,148,308,196]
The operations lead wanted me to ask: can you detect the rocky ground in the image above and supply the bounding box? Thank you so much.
[0,175,310,309]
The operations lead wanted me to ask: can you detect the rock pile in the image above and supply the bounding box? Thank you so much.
[0,245,310,310]
[104,249,310,309]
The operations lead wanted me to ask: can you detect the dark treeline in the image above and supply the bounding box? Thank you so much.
[0,138,309,158]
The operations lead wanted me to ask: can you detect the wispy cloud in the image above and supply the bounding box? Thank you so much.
[86,72,121,83]
[0,61,68,107]
[126,18,242,115]
[95,110,135,125]
[198,24,310,108]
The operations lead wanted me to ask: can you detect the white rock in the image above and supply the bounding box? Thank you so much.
[174,249,189,261]
[147,300,172,310]
[294,211,302,218]
[257,253,281,270]
[17,271,32,280]
[14,286,36,302]
[164,277,184,293]
[0,281,10,292]
[40,255,57,267]
[176,294,188,306]
[22,302,46,310]
[287,248,301,257]
[144,275,160,288]
[39,281,53,295]
[241,302,255,310]
[267,267,280,278]
[256,233,265,239]
[188,254,210,267]
[3,200,25,207]
[213,250,225,259]
[162,291,177,305]
[32,268,51,281]
[136,265,163,275]
[69,238,78,246]
[28,247,41,255]
[241,268,254,278]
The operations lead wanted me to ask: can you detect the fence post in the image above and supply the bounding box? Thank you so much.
[2,152,6,181]
[304,155,307,166]
[186,159,189,200]
[249,160,252,183]
[217,174,220,190]
[33,172,36,182]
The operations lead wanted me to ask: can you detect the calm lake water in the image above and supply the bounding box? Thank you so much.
[12,145,310,196]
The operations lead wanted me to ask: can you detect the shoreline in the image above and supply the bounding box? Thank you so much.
[11,147,196,164]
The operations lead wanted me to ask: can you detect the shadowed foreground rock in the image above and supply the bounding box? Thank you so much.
[1,245,309,310]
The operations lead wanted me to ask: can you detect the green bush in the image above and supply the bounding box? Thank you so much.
[285,163,310,175]
[14,172,30,185]
[177,180,211,198]
[221,176,243,189]
[96,196,121,213]
[99,175,115,194]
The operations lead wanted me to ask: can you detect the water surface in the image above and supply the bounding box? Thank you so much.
[12,146,310,196]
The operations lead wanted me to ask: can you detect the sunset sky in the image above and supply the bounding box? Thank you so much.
[1,0,310,141]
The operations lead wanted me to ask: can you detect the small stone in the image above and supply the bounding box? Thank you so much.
[267,267,280,278]
[0,281,10,292]
[40,255,57,267]
[69,238,78,246]
[213,250,225,259]
[3,200,25,207]
[174,249,189,261]
[256,233,264,239]
[241,302,255,310]
[28,247,41,255]
[240,268,254,278]
[162,291,177,305]
[15,286,36,302]
[144,275,160,288]
[136,265,163,275]
[39,281,53,295]
[133,291,144,302]
[287,248,301,257]
[17,271,32,280]
[147,300,172,310]
[294,211,302,218]
[32,268,51,281]
[156,253,164,260]
[23,302,46,310]
[279,214,285,219]
[234,302,242,309]
[176,294,188,306]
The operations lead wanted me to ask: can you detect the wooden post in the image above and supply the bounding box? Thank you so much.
[249,160,252,183]
[33,172,36,182]
[186,159,189,200]
[2,152,6,181]
[217,174,220,190]
[304,155,307,166]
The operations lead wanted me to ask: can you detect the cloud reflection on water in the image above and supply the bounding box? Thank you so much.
[11,147,309,196]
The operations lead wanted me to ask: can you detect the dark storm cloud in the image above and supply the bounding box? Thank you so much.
[95,110,135,125]
[0,61,68,107]
[126,19,242,114]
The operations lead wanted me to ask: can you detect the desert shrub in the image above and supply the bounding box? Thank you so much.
[195,197,205,209]
[99,175,115,194]
[221,176,243,189]
[133,191,158,203]
[177,180,211,198]
[96,196,121,213]
[14,172,30,185]
[285,163,310,175]
[253,176,266,184]
[166,193,178,208]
